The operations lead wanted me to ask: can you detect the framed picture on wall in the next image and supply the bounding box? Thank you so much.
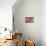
[25,17,34,23]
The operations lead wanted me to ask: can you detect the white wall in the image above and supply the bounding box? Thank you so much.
[0,0,16,30]
[13,0,41,46]
[41,0,46,46]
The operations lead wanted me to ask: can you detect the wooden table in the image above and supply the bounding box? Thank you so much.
[13,33,23,46]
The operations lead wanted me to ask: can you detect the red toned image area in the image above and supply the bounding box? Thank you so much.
[25,17,34,23]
